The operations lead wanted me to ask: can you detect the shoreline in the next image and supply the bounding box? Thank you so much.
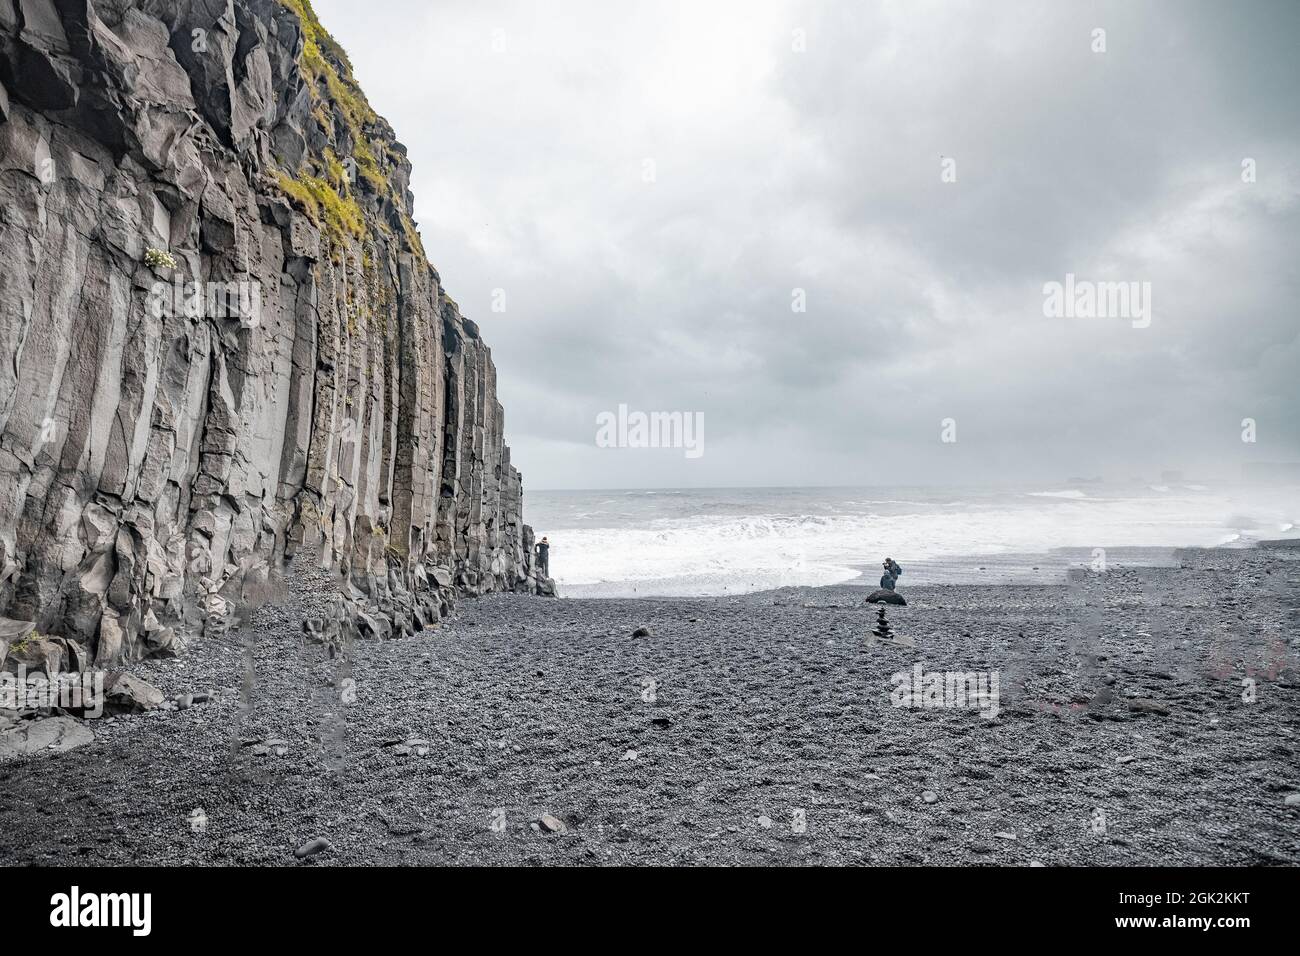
[527,480,1300,599]
[550,542,1281,599]
[0,543,1296,866]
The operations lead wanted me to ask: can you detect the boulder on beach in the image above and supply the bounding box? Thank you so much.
[865,589,906,606]
[0,716,94,761]
[103,673,165,714]
[0,618,35,672]
[537,813,567,834]
[2,632,63,677]
[294,837,332,859]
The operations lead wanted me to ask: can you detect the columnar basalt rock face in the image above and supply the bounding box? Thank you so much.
[0,0,552,668]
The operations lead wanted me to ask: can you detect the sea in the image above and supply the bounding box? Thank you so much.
[523,481,1299,598]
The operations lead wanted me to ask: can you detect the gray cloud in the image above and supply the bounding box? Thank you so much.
[314,0,1300,489]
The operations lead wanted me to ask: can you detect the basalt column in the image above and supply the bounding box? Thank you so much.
[0,0,553,675]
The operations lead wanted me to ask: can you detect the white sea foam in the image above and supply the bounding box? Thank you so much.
[526,483,1297,598]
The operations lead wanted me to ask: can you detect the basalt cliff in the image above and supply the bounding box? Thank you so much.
[0,0,552,674]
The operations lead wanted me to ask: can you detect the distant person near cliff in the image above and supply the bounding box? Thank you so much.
[536,537,551,576]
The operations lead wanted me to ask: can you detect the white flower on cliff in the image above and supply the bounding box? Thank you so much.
[144,247,177,270]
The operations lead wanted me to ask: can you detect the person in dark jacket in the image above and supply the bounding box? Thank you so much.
[535,536,550,575]
[880,557,902,590]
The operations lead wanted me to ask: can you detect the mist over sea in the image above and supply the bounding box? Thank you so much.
[525,482,1300,598]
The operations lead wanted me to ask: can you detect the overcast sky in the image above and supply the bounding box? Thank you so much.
[313,0,1299,490]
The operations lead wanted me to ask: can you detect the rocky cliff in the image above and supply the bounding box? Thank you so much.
[0,0,552,672]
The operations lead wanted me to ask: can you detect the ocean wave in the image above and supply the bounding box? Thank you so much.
[528,484,1297,596]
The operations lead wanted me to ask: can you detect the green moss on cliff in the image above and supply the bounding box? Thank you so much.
[279,4,385,197]
[274,170,365,242]
[400,214,426,260]
[276,0,431,263]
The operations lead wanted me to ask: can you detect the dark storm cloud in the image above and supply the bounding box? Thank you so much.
[314,0,1300,488]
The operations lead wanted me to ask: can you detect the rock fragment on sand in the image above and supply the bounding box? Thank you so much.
[1284,793,1300,807]
[922,790,938,804]
[865,589,906,606]
[632,626,652,638]
[395,738,431,756]
[537,813,567,833]
[757,816,773,829]
[294,837,332,859]
[0,716,94,760]
[103,673,165,714]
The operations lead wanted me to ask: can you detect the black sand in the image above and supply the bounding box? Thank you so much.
[1,547,1297,866]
